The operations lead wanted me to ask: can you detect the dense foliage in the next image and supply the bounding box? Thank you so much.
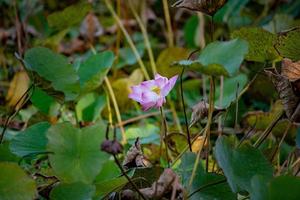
[1,0,300,199]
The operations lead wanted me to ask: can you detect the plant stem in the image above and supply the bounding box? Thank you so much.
[129,1,157,76]
[162,0,174,47]
[0,84,34,144]
[188,76,215,187]
[160,107,170,168]
[104,0,150,80]
[180,68,193,151]
[218,76,224,135]
[188,178,227,198]
[113,155,147,200]
[254,110,284,148]
[104,77,126,143]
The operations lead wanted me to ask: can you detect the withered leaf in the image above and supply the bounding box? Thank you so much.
[265,68,300,123]
[123,138,147,169]
[282,58,300,82]
[190,100,225,128]
[173,0,228,16]
[139,168,184,199]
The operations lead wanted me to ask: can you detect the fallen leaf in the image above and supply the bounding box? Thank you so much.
[123,138,147,169]
[6,71,30,110]
[80,12,104,43]
[173,0,228,16]
[190,100,225,127]
[282,58,300,82]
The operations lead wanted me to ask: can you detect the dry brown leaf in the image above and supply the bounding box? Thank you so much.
[265,68,300,123]
[6,71,29,110]
[282,58,300,82]
[139,168,184,199]
[80,12,104,43]
[190,100,225,127]
[173,0,228,16]
[123,138,147,169]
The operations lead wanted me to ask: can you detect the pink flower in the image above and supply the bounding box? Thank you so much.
[129,74,178,111]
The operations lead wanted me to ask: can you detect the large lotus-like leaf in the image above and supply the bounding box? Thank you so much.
[275,27,300,61]
[47,2,91,30]
[232,27,278,62]
[50,182,95,200]
[0,162,36,200]
[47,122,108,183]
[24,47,80,101]
[10,122,51,157]
[177,152,235,200]
[215,136,273,193]
[78,51,114,92]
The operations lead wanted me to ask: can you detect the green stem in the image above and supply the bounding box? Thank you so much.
[160,107,170,168]
[162,0,174,47]
[104,0,150,80]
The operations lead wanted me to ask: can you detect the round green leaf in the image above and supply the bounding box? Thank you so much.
[50,182,95,200]
[47,122,108,183]
[275,27,300,61]
[177,152,236,200]
[24,47,80,101]
[215,136,273,193]
[198,38,248,76]
[10,122,51,157]
[0,162,36,200]
[78,51,114,92]
[269,176,300,200]
[231,27,278,62]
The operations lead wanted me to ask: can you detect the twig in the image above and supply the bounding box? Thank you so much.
[160,107,170,167]
[113,155,147,200]
[162,0,174,47]
[188,178,227,198]
[104,0,150,80]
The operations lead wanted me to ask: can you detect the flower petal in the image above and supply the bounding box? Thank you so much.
[161,75,178,96]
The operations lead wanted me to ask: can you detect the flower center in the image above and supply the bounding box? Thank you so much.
[151,86,161,95]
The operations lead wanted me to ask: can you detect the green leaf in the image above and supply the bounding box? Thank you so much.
[78,51,114,92]
[275,27,300,61]
[75,93,106,122]
[184,15,199,48]
[47,2,91,30]
[178,152,236,200]
[215,136,273,193]
[172,60,229,76]
[30,87,56,114]
[94,160,120,183]
[94,177,127,199]
[24,47,80,101]
[215,74,248,108]
[269,176,300,200]
[0,162,36,200]
[198,39,248,76]
[125,124,160,145]
[231,27,278,62]
[157,47,190,77]
[47,122,108,183]
[10,122,51,157]
[0,143,19,162]
[50,182,95,200]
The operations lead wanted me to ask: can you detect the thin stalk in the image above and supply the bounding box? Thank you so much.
[129,1,157,76]
[113,155,147,200]
[188,76,215,187]
[180,67,192,151]
[188,179,226,198]
[160,107,170,168]
[0,84,34,144]
[254,110,284,148]
[171,129,205,167]
[234,82,240,130]
[218,76,224,134]
[104,77,126,143]
[162,0,174,47]
[115,0,121,59]
[271,122,292,162]
[104,0,150,80]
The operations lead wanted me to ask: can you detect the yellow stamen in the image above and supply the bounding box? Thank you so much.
[151,86,161,95]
